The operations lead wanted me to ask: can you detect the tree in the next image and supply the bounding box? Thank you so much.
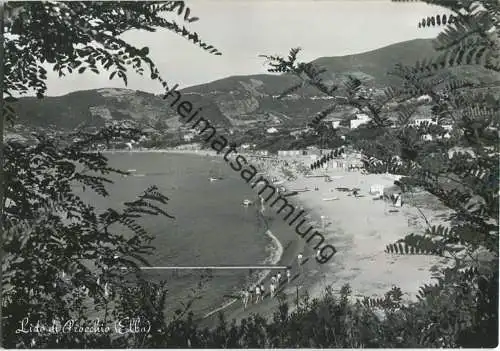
[260,0,499,347]
[1,1,221,347]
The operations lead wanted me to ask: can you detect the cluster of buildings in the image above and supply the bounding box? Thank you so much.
[276,146,341,159]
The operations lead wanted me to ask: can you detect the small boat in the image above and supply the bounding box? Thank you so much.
[209,177,223,182]
[242,199,253,206]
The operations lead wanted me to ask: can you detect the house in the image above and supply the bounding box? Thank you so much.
[266,127,278,134]
[350,113,371,129]
[290,128,308,138]
[183,133,195,142]
[277,150,302,157]
[323,115,342,129]
[304,146,321,156]
[448,146,475,159]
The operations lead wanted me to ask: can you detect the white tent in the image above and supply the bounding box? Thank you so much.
[370,184,385,195]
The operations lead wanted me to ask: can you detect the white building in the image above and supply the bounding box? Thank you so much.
[350,113,371,129]
[183,133,195,142]
[277,150,302,157]
[266,127,278,134]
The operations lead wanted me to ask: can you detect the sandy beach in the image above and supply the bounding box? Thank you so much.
[104,147,453,325]
[200,152,453,326]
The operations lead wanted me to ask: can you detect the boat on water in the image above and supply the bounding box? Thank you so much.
[209,164,223,182]
[210,176,224,182]
[242,199,253,206]
[209,177,223,182]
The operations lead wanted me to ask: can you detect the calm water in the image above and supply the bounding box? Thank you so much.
[77,152,284,317]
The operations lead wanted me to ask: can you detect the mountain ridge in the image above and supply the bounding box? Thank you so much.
[10,38,499,132]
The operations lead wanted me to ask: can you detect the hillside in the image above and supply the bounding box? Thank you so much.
[311,38,437,86]
[11,38,499,132]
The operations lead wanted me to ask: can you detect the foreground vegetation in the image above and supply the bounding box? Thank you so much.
[1,0,498,348]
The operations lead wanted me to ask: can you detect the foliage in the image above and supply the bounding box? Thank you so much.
[1,1,221,348]
[2,123,177,347]
[3,1,221,121]
[3,0,499,348]
[259,0,499,347]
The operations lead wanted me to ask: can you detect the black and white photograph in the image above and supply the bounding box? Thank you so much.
[0,0,499,348]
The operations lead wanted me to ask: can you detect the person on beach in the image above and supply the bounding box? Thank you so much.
[270,282,276,298]
[248,286,254,304]
[297,253,303,273]
[286,269,291,283]
[255,285,261,303]
[104,282,110,297]
[242,289,250,309]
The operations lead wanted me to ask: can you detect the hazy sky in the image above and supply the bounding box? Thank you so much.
[45,0,447,96]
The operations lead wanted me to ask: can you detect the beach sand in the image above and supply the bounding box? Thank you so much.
[111,148,452,326]
[201,153,453,326]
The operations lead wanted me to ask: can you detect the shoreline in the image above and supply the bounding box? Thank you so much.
[202,226,284,319]
[100,147,218,157]
[101,149,450,324]
[200,153,452,325]
[102,148,291,321]
[281,159,451,303]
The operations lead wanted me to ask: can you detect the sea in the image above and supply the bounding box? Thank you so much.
[76,151,289,318]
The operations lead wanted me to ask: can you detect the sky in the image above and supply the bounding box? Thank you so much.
[45,0,447,96]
